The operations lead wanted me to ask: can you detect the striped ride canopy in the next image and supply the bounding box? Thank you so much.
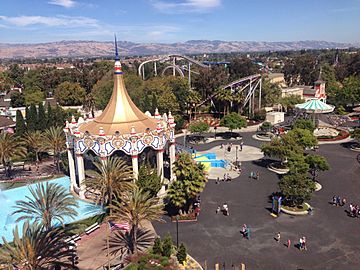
[295,99,335,114]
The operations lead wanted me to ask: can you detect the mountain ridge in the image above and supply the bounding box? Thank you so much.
[0,40,357,59]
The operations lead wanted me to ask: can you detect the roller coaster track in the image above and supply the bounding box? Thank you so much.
[196,74,262,110]
[138,54,208,78]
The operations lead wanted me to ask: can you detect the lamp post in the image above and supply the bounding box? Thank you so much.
[176,215,179,249]
[235,145,238,166]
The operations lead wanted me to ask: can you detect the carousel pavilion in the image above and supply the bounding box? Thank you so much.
[64,41,176,199]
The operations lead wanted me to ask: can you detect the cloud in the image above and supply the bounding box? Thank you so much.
[0,15,98,28]
[152,0,221,13]
[48,0,76,8]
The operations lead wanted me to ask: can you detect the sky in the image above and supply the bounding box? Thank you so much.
[0,0,360,44]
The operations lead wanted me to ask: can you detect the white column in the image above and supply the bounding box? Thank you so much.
[132,155,139,180]
[156,149,164,180]
[67,148,76,192]
[169,143,176,181]
[76,154,86,199]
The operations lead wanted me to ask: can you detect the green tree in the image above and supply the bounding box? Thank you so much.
[27,104,38,131]
[15,110,27,137]
[279,172,316,206]
[137,163,162,198]
[0,132,26,178]
[193,66,228,98]
[260,121,272,132]
[220,112,247,132]
[161,234,173,258]
[261,137,297,164]
[177,243,187,264]
[167,153,207,211]
[37,102,46,131]
[284,128,318,150]
[279,95,303,112]
[55,82,86,106]
[10,91,25,107]
[305,154,330,181]
[109,187,164,254]
[152,237,163,255]
[85,157,133,211]
[23,131,45,163]
[216,88,233,115]
[24,89,44,106]
[43,126,66,172]
[188,121,210,135]
[261,79,281,106]
[292,119,315,133]
[92,71,113,110]
[0,222,78,270]
[229,57,258,80]
[339,76,360,106]
[13,182,78,230]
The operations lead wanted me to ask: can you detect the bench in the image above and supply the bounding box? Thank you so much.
[65,234,81,243]
[85,222,100,235]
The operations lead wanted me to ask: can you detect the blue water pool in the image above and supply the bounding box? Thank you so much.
[0,176,104,243]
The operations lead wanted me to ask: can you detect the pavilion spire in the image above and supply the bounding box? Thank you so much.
[114,34,120,61]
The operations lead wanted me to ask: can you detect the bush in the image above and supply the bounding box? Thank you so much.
[176,243,187,264]
[152,237,162,255]
[161,234,173,258]
[252,109,266,121]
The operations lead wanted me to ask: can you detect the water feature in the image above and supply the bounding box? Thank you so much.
[0,176,104,243]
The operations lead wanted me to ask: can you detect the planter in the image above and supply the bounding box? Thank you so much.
[281,203,311,216]
[252,134,272,142]
[350,143,360,152]
[171,213,197,222]
[317,130,350,142]
[267,162,290,174]
[314,181,322,191]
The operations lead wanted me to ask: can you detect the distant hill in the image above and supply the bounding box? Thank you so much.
[0,40,356,59]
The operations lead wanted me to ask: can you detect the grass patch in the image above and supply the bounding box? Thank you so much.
[65,213,106,236]
[282,203,309,212]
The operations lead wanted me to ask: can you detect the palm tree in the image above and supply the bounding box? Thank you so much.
[0,222,78,270]
[84,156,134,212]
[108,187,164,254]
[167,152,207,212]
[23,131,45,164]
[216,88,233,115]
[0,132,26,178]
[44,126,66,172]
[108,227,155,256]
[13,182,78,230]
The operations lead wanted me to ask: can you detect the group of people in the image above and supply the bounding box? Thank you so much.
[220,141,244,152]
[332,195,346,206]
[349,203,360,218]
[275,232,307,251]
[216,203,229,216]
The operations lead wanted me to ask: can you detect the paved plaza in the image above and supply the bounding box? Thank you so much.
[154,132,360,270]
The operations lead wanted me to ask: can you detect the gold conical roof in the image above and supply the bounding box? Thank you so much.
[78,60,158,135]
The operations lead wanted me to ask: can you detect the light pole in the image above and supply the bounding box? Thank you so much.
[235,145,238,166]
[176,215,179,249]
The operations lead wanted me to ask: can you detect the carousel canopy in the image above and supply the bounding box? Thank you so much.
[78,38,158,136]
[295,98,335,114]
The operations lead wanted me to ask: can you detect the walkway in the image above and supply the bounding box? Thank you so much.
[154,132,360,270]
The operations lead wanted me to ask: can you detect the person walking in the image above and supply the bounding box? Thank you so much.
[216,205,221,214]
[341,197,346,207]
[275,232,281,243]
[256,171,260,180]
[287,239,291,249]
[299,238,303,251]
[302,237,307,251]
[240,141,244,151]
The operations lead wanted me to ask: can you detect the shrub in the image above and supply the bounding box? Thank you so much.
[177,243,187,264]
[152,237,162,255]
[161,234,173,258]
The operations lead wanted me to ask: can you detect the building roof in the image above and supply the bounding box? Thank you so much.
[44,97,58,107]
[78,52,158,136]
[0,99,11,108]
[0,115,15,129]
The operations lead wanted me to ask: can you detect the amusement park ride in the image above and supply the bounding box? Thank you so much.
[138,55,262,116]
